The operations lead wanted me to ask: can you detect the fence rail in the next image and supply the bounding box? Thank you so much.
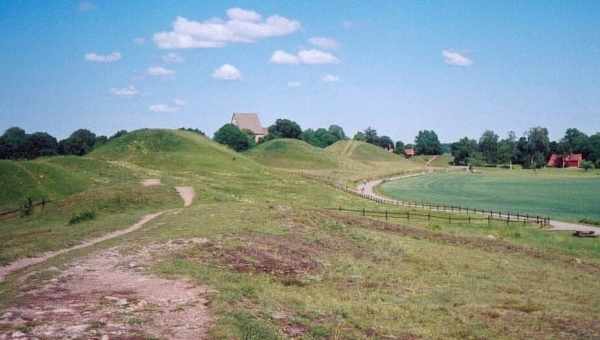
[299,171,551,227]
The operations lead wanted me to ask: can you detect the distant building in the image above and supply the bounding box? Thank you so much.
[231,113,267,142]
[547,153,583,168]
[404,148,416,158]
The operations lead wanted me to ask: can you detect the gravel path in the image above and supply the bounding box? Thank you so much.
[357,173,600,235]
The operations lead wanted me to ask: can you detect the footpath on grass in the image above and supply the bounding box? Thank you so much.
[355,171,600,235]
[0,183,196,282]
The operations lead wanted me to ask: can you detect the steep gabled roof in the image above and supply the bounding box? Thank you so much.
[231,113,267,135]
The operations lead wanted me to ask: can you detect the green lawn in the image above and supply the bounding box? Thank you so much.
[380,168,600,222]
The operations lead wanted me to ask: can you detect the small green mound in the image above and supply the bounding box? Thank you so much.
[247,139,338,169]
[0,159,89,211]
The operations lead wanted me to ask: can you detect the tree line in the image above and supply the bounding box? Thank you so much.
[451,127,600,169]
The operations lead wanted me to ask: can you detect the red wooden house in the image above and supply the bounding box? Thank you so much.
[547,153,583,168]
[404,148,416,158]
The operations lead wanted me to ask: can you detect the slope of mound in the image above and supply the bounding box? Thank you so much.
[326,140,406,162]
[412,154,453,167]
[0,159,89,210]
[91,129,261,174]
[246,138,338,169]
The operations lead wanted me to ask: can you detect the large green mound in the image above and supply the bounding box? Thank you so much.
[91,129,261,174]
[246,138,338,169]
[326,140,408,162]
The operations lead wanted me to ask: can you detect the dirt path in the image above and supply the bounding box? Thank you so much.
[356,174,600,234]
[0,212,166,282]
[141,178,161,187]
[0,241,212,339]
[425,155,438,167]
[176,186,196,207]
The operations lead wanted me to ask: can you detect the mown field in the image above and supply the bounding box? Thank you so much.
[380,168,600,222]
[1,130,600,339]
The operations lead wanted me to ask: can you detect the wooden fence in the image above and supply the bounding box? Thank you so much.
[299,172,551,227]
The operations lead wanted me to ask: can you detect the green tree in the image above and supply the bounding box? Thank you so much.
[415,130,442,155]
[267,119,302,139]
[328,125,346,140]
[353,131,366,141]
[28,132,58,158]
[497,132,516,165]
[364,127,379,145]
[1,127,29,159]
[478,130,499,164]
[109,130,128,140]
[588,133,600,164]
[378,135,394,150]
[394,141,405,155]
[213,123,255,151]
[59,129,97,156]
[526,127,550,168]
[562,128,590,157]
[451,137,478,165]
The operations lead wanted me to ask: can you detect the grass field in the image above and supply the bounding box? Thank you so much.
[380,168,600,222]
[2,130,600,339]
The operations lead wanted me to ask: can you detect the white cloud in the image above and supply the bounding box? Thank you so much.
[321,74,339,82]
[153,8,300,49]
[162,52,184,64]
[270,50,299,64]
[287,81,301,87]
[110,85,139,97]
[149,98,185,113]
[270,49,340,65]
[149,104,180,113]
[79,1,96,12]
[442,50,473,66]
[133,37,146,45]
[85,52,121,63]
[308,37,339,50]
[147,66,175,76]
[212,64,241,80]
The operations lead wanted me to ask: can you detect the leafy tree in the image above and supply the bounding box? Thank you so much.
[353,131,366,141]
[478,130,499,164]
[451,137,478,165]
[28,132,58,158]
[328,125,346,140]
[267,119,302,139]
[1,127,29,159]
[179,127,205,136]
[415,130,442,155]
[301,128,339,148]
[561,128,590,157]
[526,127,550,168]
[589,133,600,164]
[59,129,97,156]
[378,135,394,150]
[364,127,379,145]
[513,136,529,165]
[213,123,254,151]
[497,132,516,165]
[394,141,405,155]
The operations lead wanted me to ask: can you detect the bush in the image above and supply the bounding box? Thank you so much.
[213,124,255,152]
[581,160,595,171]
[69,210,96,225]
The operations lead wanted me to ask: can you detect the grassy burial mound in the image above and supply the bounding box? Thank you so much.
[91,129,262,175]
[326,140,401,162]
[246,138,339,170]
[380,168,600,222]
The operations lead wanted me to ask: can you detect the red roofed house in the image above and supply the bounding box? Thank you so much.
[231,113,268,143]
[404,148,416,158]
[547,153,583,168]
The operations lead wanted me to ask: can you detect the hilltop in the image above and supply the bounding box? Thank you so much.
[246,138,339,170]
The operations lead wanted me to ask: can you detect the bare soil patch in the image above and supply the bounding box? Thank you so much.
[175,186,195,207]
[201,235,322,283]
[0,241,212,339]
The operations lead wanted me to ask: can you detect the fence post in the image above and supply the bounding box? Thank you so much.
[488,215,491,226]
[362,208,365,217]
[407,211,410,220]
[468,216,471,224]
[428,212,431,222]
[385,210,388,222]
[449,215,451,224]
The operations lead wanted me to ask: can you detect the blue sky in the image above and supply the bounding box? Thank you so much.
[1,1,599,142]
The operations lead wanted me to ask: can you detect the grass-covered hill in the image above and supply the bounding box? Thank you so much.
[326,140,403,162]
[246,138,339,170]
[411,153,454,167]
[91,129,262,175]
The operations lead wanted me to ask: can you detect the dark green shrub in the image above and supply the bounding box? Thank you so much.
[69,210,96,225]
